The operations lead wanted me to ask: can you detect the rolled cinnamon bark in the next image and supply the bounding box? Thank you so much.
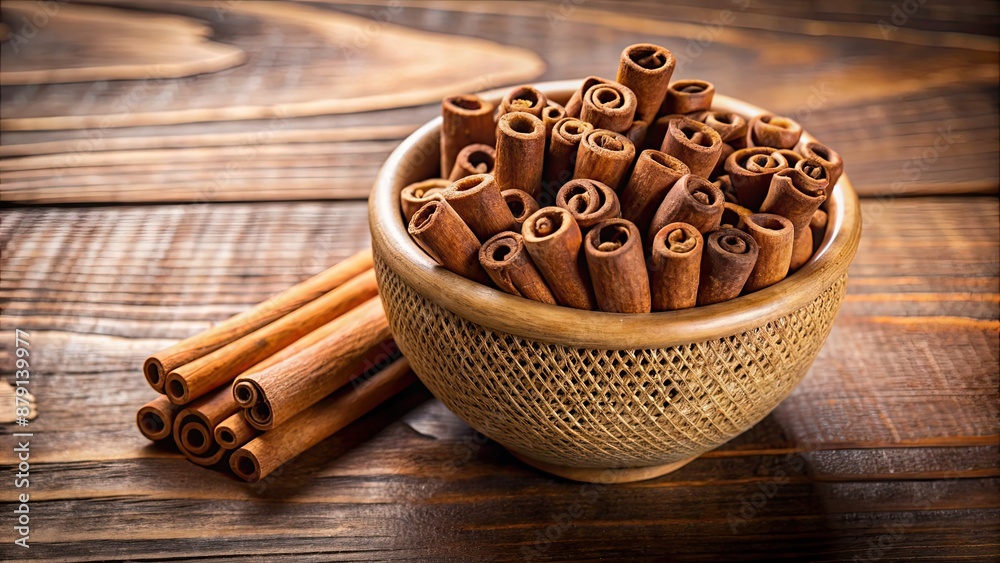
[659,117,723,178]
[172,382,240,466]
[643,113,684,152]
[795,156,833,197]
[584,219,650,313]
[698,228,759,306]
[658,79,715,116]
[441,94,495,177]
[619,150,690,235]
[142,249,373,393]
[617,43,676,122]
[163,270,380,405]
[543,118,594,203]
[401,179,450,222]
[442,173,517,241]
[499,85,548,120]
[809,208,828,252]
[448,144,495,181]
[746,114,802,149]
[801,141,844,189]
[556,178,621,230]
[479,232,557,304]
[649,222,703,311]
[230,357,416,483]
[580,81,638,133]
[522,207,596,310]
[776,149,804,169]
[721,201,753,229]
[565,76,612,118]
[137,396,183,441]
[214,411,260,450]
[790,226,814,272]
[741,213,794,293]
[495,111,546,197]
[647,174,725,240]
[542,102,567,140]
[759,168,828,233]
[574,129,636,190]
[724,147,789,211]
[502,189,540,231]
[408,199,490,284]
[692,110,747,144]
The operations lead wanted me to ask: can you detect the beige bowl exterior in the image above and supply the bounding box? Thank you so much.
[369,80,861,480]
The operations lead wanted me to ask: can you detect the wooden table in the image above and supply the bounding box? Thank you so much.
[1,1,997,560]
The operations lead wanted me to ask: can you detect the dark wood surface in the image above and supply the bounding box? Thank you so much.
[1,1,998,561]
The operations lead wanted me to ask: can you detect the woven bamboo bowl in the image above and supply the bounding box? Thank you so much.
[370,80,861,483]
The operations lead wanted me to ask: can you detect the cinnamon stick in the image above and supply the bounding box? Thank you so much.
[647,174,725,240]
[697,228,759,306]
[401,178,450,222]
[658,79,715,115]
[502,189,540,231]
[442,173,517,241]
[565,76,612,118]
[574,129,636,190]
[136,395,183,442]
[494,111,546,197]
[441,94,495,177]
[408,199,490,284]
[163,270,379,405]
[498,85,548,120]
[741,213,794,293]
[809,208,828,252]
[584,218,650,313]
[522,207,596,310]
[479,232,557,304]
[659,116,723,179]
[619,150,690,234]
[580,81,638,133]
[801,141,844,189]
[616,43,675,122]
[790,226,813,271]
[542,103,567,139]
[692,110,747,145]
[543,118,594,203]
[230,357,416,483]
[643,113,683,152]
[172,382,240,466]
[214,412,261,450]
[143,249,373,393]
[795,156,833,197]
[745,114,802,150]
[724,147,789,211]
[556,178,622,230]
[759,168,828,233]
[448,144,495,182]
[649,222,703,311]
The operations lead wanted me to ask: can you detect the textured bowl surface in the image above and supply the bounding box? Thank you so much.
[369,80,861,476]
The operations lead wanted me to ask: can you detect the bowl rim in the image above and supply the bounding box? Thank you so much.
[369,79,862,349]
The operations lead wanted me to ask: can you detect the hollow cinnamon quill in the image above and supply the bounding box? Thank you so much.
[801,141,844,189]
[647,174,724,240]
[565,76,612,118]
[502,189,540,231]
[137,396,183,441]
[575,129,636,191]
[441,94,495,177]
[214,411,260,450]
[498,85,548,120]
[448,144,495,181]
[658,79,714,116]
[584,219,650,313]
[556,179,621,230]
[698,228,759,306]
[580,81,637,133]
[408,199,491,284]
[759,168,828,233]
[522,207,596,310]
[442,174,517,241]
[172,382,240,466]
[619,150,690,235]
[745,114,802,150]
[724,147,789,211]
[479,232,557,304]
[659,116,723,179]
[494,111,546,197]
[616,43,675,122]
[649,222,703,311]
[741,213,794,293]
[543,118,594,202]
[401,179,450,222]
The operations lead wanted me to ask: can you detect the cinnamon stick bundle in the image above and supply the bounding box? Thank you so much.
[498,85,548,120]
[442,173,517,241]
[448,144,496,181]
[616,43,675,122]
[163,270,379,405]
[697,228,760,306]
[401,179,450,222]
[143,249,373,393]
[172,382,241,466]
[565,76,612,118]
[408,200,490,284]
[658,79,715,115]
[543,118,594,201]
[801,141,844,189]
[759,168,828,233]
[580,81,638,133]
[584,219,650,313]
[649,222,703,311]
[741,213,794,293]
[619,150,690,234]
[745,114,802,150]
[659,116,723,179]
[555,179,621,230]
[502,189,540,231]
[575,129,636,190]
[215,411,260,450]
[479,232,557,304]
[647,174,725,240]
[230,357,416,483]
[724,147,789,211]
[494,111,546,197]
[522,207,596,310]
[441,94,495,177]
[137,396,183,441]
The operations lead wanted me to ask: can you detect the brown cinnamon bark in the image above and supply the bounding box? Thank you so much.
[448,144,496,181]
[521,207,596,310]
[408,199,490,284]
[495,111,546,197]
[721,201,753,229]
[658,79,715,115]
[647,174,725,240]
[759,168,828,232]
[543,118,594,203]
[498,85,548,120]
[790,226,814,272]
[649,222,703,311]
[555,178,622,230]
[643,113,684,151]
[801,141,844,189]
[541,103,567,139]
[565,76,612,118]
[137,396,183,441]
[691,110,747,144]
[745,114,802,149]
[479,232,557,304]
[441,94,495,177]
[616,43,676,122]
[574,129,636,190]
[502,189,540,231]
[697,228,759,306]
[795,156,833,197]
[776,149,804,168]
[401,178,450,222]
[741,213,794,293]
[442,173,517,241]
[724,147,789,211]
[624,120,649,148]
[580,81,638,133]
[659,117,723,178]
[619,150,690,235]
[584,219,650,313]
[214,411,260,450]
[172,382,240,466]
[809,208,828,252]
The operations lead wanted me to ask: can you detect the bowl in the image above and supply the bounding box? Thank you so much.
[369,79,861,483]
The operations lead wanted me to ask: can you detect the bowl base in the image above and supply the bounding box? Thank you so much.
[509,450,698,483]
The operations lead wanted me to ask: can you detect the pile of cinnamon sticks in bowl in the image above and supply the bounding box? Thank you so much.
[136,250,417,483]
